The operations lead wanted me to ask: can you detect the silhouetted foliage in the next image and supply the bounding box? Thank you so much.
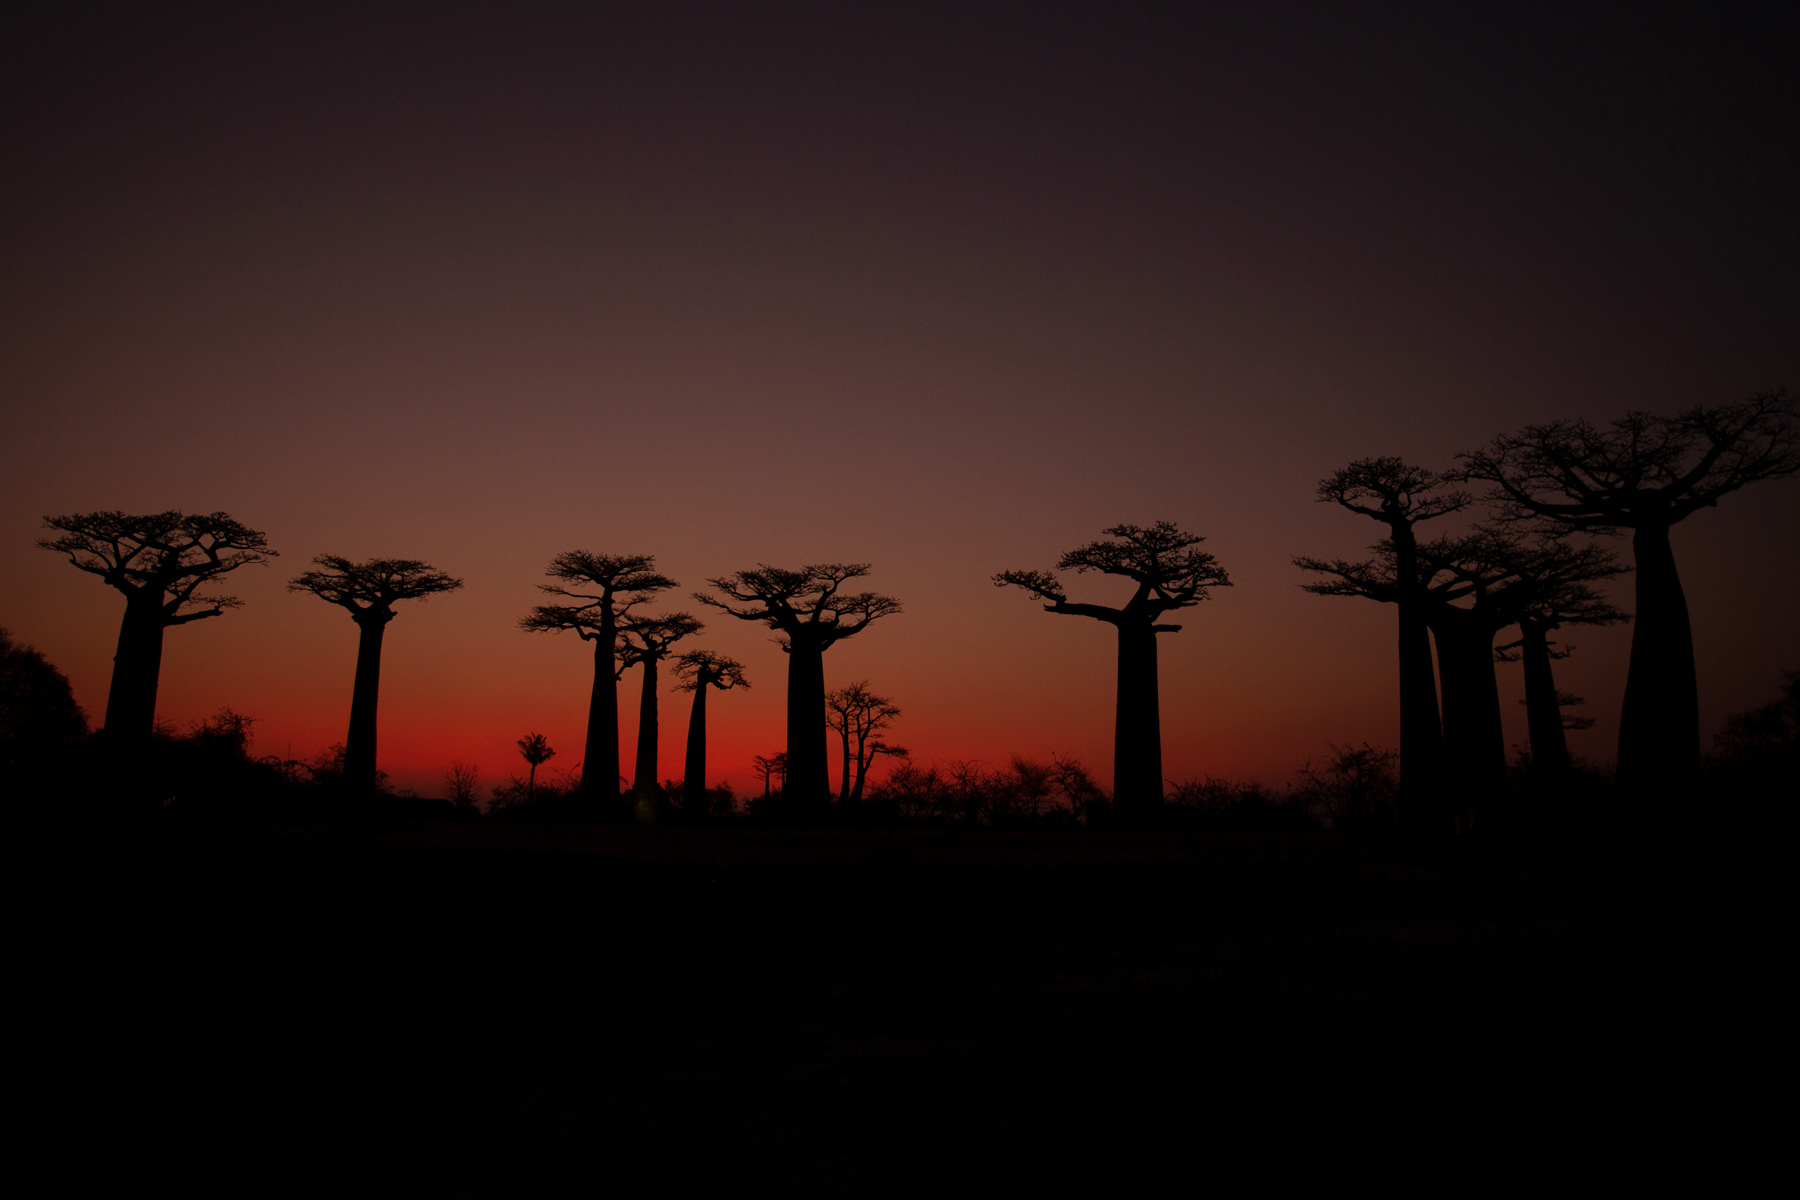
[444,759,482,810]
[673,649,749,816]
[517,732,555,803]
[997,521,1230,825]
[825,681,907,805]
[0,627,89,803]
[698,564,901,813]
[1458,390,1799,800]
[750,753,786,804]
[1707,668,1799,822]
[39,511,275,751]
[1302,461,1468,826]
[521,552,677,801]
[290,556,463,796]
[618,612,703,822]
[1292,743,1400,832]
[1165,777,1312,833]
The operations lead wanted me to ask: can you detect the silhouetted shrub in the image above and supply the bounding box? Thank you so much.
[1165,777,1315,832]
[1292,743,1399,832]
[0,628,89,804]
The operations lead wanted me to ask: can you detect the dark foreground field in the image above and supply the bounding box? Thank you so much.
[43,824,1701,1195]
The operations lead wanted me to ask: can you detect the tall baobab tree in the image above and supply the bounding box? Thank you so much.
[672,650,749,813]
[1310,460,1468,824]
[1457,391,1798,796]
[38,511,276,746]
[520,553,676,800]
[290,556,462,795]
[696,564,902,809]
[825,681,906,805]
[517,732,555,803]
[618,612,703,821]
[996,522,1231,823]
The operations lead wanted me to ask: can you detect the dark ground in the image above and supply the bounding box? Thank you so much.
[39,824,1701,1195]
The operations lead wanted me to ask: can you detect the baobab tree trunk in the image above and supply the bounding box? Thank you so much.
[1519,620,1571,777]
[836,724,854,803]
[344,613,389,796]
[1617,522,1698,801]
[102,597,167,746]
[1430,611,1506,829]
[632,656,659,823]
[1393,536,1445,829]
[1112,622,1163,825]
[683,684,708,811]
[583,625,619,800]
[785,640,829,809]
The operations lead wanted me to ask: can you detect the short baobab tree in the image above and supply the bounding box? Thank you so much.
[751,752,786,801]
[672,650,749,813]
[1457,391,1798,796]
[618,612,703,821]
[1308,459,1468,822]
[825,681,906,805]
[697,565,901,809]
[997,521,1231,823]
[517,732,555,803]
[520,553,676,800]
[289,556,463,795]
[38,511,276,746]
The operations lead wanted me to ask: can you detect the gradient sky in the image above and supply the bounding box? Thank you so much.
[3,3,1796,797]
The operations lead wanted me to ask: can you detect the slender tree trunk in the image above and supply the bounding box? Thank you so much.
[851,744,871,804]
[1113,622,1163,825]
[1430,610,1505,829]
[582,616,619,800]
[345,613,389,796]
[785,640,829,810]
[527,762,538,804]
[683,684,707,810]
[1519,620,1570,777]
[1617,521,1698,800]
[633,656,659,798]
[1393,535,1445,829]
[836,720,853,803]
[102,596,166,745]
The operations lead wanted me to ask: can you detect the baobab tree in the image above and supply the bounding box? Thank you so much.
[289,556,463,795]
[38,511,276,746]
[825,681,907,805]
[672,650,749,813]
[751,752,786,801]
[1310,460,1468,823]
[618,612,703,821]
[1457,391,1798,796]
[520,553,676,800]
[517,732,554,803]
[696,564,902,809]
[996,522,1231,824]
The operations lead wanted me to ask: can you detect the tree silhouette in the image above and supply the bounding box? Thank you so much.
[618,612,703,822]
[1489,534,1629,779]
[1309,460,1468,824]
[520,553,676,801]
[997,522,1231,823]
[1457,391,1798,796]
[697,565,901,810]
[825,681,906,805]
[38,511,275,747]
[289,556,463,796]
[672,650,749,813]
[1,627,90,794]
[751,752,787,801]
[517,732,554,803]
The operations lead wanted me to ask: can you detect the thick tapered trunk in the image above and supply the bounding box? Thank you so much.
[785,640,829,808]
[1430,609,1506,826]
[1519,620,1570,777]
[582,616,619,799]
[1393,537,1445,827]
[683,685,707,810]
[1112,622,1163,825]
[101,596,167,745]
[1617,522,1698,799]
[344,613,389,796]
[632,657,659,823]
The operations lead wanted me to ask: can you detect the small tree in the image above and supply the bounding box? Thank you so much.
[445,760,482,809]
[825,681,905,805]
[0,628,90,797]
[672,650,749,813]
[39,511,275,747]
[289,556,463,796]
[1457,391,1798,797]
[997,522,1230,824]
[517,733,554,803]
[520,553,677,802]
[751,752,787,801]
[697,565,901,810]
[618,612,704,821]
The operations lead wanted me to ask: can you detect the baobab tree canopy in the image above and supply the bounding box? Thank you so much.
[996,522,1231,821]
[39,510,276,744]
[696,563,902,806]
[1316,458,1471,527]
